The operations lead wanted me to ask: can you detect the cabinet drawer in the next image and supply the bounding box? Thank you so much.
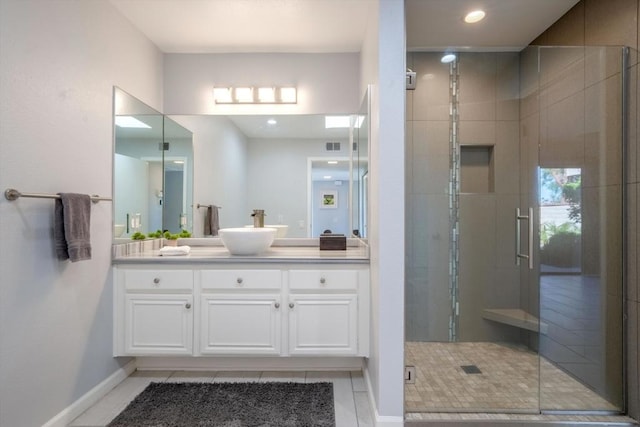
[289,270,358,290]
[123,270,193,291]
[201,270,281,290]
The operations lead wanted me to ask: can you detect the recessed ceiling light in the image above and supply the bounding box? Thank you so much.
[267,118,277,125]
[327,160,338,165]
[173,160,184,164]
[115,116,151,128]
[464,10,485,24]
[325,116,351,128]
[323,175,332,180]
[441,53,457,63]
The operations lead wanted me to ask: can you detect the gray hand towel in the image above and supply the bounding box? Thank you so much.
[204,205,220,236]
[54,193,92,262]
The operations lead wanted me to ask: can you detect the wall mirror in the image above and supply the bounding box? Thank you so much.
[169,113,363,238]
[113,89,368,241]
[113,87,194,240]
[352,89,369,238]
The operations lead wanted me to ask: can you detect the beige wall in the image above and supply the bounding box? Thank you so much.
[531,0,640,419]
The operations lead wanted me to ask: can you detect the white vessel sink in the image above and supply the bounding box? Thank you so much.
[114,224,126,237]
[219,227,277,255]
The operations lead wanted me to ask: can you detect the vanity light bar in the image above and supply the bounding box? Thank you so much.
[213,86,297,104]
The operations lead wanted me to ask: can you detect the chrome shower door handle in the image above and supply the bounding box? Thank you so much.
[515,208,534,270]
[527,207,533,270]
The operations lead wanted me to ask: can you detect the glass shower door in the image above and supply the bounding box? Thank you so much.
[534,45,625,412]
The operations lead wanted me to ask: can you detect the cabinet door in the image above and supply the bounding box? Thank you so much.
[124,294,193,355]
[288,294,358,355]
[200,294,281,355]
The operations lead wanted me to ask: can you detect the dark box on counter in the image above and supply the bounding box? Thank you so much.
[319,233,347,250]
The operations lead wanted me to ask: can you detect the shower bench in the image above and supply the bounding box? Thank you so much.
[482,308,548,334]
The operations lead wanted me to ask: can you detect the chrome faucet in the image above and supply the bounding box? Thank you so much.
[251,209,265,228]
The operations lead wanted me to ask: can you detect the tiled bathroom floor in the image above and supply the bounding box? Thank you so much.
[68,370,373,427]
[405,341,620,413]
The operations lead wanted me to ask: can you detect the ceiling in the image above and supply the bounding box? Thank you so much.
[406,0,580,52]
[227,115,351,139]
[110,0,579,54]
[111,0,580,139]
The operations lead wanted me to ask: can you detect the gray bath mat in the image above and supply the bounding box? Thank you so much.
[107,381,335,427]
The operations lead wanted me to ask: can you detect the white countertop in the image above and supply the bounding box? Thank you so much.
[113,240,369,264]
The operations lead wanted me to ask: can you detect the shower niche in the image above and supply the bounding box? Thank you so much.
[460,145,494,193]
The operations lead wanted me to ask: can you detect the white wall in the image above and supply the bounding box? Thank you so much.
[114,154,150,235]
[163,53,360,115]
[312,180,350,236]
[361,0,406,423]
[248,138,350,238]
[170,115,249,236]
[0,1,163,426]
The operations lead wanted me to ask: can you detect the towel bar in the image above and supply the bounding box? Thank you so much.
[4,188,111,204]
[197,203,222,209]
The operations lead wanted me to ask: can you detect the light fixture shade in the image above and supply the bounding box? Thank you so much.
[258,87,276,103]
[234,87,254,103]
[280,87,297,103]
[213,86,297,104]
[213,87,232,103]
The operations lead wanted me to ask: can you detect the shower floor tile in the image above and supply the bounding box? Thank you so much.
[405,341,620,413]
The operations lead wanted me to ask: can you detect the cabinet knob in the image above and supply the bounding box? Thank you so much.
[236,277,243,285]
[289,302,295,309]
[274,302,280,309]
[185,303,191,309]
[153,278,160,284]
[320,277,326,284]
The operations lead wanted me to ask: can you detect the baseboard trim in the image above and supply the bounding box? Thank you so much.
[42,360,136,427]
[135,356,364,371]
[363,366,405,427]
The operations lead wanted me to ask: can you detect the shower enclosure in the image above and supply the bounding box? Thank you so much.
[405,46,628,414]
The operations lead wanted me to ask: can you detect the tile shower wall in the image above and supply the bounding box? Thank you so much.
[457,52,522,343]
[406,53,452,342]
[531,0,639,418]
[405,52,523,343]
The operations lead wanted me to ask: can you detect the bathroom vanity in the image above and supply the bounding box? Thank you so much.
[112,242,370,360]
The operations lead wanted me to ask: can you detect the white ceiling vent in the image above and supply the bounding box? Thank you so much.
[325,142,341,152]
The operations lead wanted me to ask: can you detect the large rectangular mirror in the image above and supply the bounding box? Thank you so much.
[113,88,368,241]
[113,87,193,239]
[170,114,357,238]
[352,89,369,238]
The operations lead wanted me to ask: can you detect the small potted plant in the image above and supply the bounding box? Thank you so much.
[163,231,180,246]
[131,232,146,240]
[147,229,163,239]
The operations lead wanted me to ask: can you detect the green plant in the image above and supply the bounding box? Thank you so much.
[147,229,163,238]
[562,178,581,224]
[131,232,146,240]
[179,229,192,238]
[163,231,180,240]
[540,231,581,267]
[540,222,580,246]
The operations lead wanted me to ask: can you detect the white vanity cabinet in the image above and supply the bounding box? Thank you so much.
[288,270,360,356]
[199,270,282,355]
[113,262,369,358]
[114,269,194,356]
